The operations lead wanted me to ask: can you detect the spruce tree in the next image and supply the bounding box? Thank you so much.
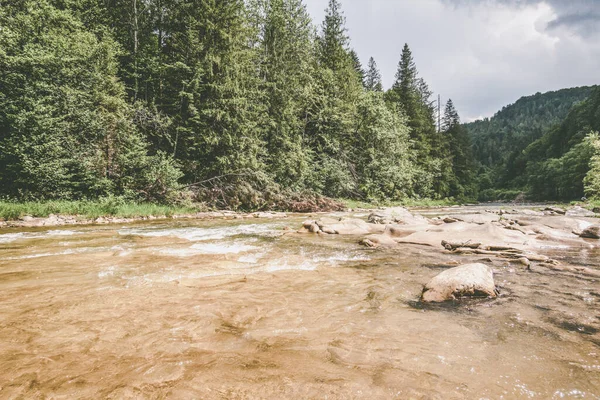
[258,0,316,189]
[307,0,363,197]
[161,0,265,180]
[365,57,383,92]
[388,43,445,197]
[349,49,365,87]
[443,99,476,198]
[318,0,349,71]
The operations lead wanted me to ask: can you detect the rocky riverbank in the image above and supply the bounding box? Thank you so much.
[0,211,290,229]
[295,205,600,282]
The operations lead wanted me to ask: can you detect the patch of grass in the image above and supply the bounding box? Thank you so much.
[0,200,203,221]
[587,199,600,210]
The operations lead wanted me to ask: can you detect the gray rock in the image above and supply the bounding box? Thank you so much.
[566,206,595,217]
[544,206,566,215]
[308,223,321,233]
[518,209,544,216]
[368,207,428,226]
[580,225,600,239]
[421,263,497,302]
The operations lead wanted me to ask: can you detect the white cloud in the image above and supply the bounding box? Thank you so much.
[304,0,600,120]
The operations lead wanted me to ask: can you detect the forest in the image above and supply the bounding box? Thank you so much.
[0,0,598,211]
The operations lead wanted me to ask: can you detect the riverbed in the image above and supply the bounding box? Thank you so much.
[0,207,599,398]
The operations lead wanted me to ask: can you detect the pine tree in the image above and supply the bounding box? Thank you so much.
[365,57,383,92]
[161,0,265,180]
[318,0,349,72]
[442,99,460,130]
[307,0,364,197]
[258,0,316,189]
[349,49,365,87]
[388,43,444,197]
[443,99,476,198]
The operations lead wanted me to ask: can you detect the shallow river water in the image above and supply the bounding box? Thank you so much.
[0,208,599,399]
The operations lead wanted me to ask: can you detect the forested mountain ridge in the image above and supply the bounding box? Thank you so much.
[525,87,600,200]
[468,86,600,200]
[466,86,593,179]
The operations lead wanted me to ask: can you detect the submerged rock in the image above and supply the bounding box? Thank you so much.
[421,263,497,303]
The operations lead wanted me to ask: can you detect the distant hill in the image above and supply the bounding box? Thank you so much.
[465,86,600,200]
[465,86,596,196]
[523,86,600,199]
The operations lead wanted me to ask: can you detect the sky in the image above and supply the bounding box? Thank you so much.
[303,0,600,122]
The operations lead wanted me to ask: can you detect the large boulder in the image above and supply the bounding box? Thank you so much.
[580,225,600,239]
[301,217,384,235]
[421,263,497,302]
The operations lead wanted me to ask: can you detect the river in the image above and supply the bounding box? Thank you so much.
[0,207,599,398]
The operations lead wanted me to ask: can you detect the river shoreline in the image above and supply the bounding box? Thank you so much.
[0,210,293,229]
[1,201,598,229]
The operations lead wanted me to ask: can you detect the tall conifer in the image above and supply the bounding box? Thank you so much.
[365,57,383,92]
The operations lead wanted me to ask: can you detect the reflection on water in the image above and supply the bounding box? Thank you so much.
[0,213,599,398]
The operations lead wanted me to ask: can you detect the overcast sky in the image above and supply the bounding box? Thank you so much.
[303,0,600,122]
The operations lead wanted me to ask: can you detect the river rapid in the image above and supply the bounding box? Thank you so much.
[0,206,599,399]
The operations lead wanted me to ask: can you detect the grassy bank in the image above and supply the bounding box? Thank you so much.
[0,200,203,221]
[588,199,600,209]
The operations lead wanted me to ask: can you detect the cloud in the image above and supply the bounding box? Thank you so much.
[444,0,600,38]
[546,12,600,38]
[304,0,600,121]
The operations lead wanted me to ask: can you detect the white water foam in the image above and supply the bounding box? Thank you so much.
[0,247,108,261]
[0,233,24,243]
[98,266,117,278]
[45,230,77,236]
[0,229,78,244]
[119,224,277,242]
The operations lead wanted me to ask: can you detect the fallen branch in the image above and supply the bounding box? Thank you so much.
[441,240,481,251]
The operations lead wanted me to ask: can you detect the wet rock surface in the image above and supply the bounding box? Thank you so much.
[421,263,497,302]
[579,225,600,239]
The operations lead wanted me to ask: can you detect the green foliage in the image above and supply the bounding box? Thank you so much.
[365,57,383,92]
[257,0,315,190]
[468,86,600,201]
[0,199,201,221]
[443,99,477,199]
[0,0,181,202]
[0,0,503,209]
[386,44,454,199]
[466,86,594,189]
[584,132,600,199]
[352,92,414,200]
[477,189,524,202]
[520,88,600,200]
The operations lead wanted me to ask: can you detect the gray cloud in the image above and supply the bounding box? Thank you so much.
[304,0,600,121]
[445,0,600,37]
[546,13,600,37]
